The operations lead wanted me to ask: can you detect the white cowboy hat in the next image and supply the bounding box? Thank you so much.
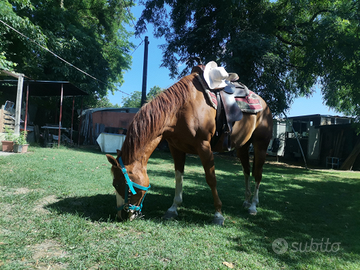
[203,61,229,89]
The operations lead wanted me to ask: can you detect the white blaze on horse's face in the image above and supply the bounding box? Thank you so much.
[112,165,147,221]
[114,189,138,221]
[115,190,125,218]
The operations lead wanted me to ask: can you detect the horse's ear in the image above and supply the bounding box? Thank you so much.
[116,149,122,157]
[106,154,119,167]
[191,65,204,75]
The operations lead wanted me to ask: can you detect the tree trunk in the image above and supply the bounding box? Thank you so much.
[340,139,360,170]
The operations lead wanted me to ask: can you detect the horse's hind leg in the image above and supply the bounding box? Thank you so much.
[248,139,269,215]
[236,143,252,210]
[237,141,267,215]
[163,146,186,220]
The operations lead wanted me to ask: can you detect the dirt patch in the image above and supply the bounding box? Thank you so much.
[31,240,66,260]
[0,187,34,221]
[0,186,33,196]
[13,187,33,194]
[0,186,58,214]
[0,202,12,213]
[33,195,59,214]
[266,159,360,172]
[27,240,68,269]
[266,160,307,169]
[0,186,45,197]
[0,202,13,222]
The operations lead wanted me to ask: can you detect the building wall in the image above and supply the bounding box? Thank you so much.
[318,126,357,167]
[92,111,136,132]
[80,110,138,145]
[269,119,286,156]
[308,125,321,161]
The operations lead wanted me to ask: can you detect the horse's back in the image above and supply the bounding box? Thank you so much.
[231,96,273,148]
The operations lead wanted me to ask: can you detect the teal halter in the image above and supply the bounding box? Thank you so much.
[117,157,151,212]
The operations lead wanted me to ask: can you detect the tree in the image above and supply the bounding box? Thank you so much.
[135,0,360,117]
[0,0,134,105]
[94,96,121,108]
[122,91,142,108]
[122,85,163,107]
[147,85,164,101]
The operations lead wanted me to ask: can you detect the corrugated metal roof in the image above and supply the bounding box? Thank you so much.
[0,79,88,96]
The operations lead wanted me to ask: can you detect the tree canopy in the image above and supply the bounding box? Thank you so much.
[122,85,164,107]
[136,0,360,117]
[0,0,134,106]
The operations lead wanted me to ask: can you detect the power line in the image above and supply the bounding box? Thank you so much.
[131,39,144,55]
[124,1,142,38]
[0,19,102,83]
[122,0,144,55]
[0,18,131,96]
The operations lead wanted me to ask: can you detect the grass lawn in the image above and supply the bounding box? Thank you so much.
[1,146,360,269]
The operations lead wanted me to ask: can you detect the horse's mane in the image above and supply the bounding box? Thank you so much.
[121,74,196,163]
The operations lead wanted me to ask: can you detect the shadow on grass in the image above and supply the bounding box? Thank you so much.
[149,151,360,257]
[46,149,360,264]
[45,182,219,225]
[45,194,117,222]
[68,145,107,156]
[225,163,360,263]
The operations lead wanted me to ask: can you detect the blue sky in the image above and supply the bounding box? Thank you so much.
[107,5,342,118]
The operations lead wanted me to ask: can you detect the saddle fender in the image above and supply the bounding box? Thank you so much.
[220,80,249,132]
[220,90,243,130]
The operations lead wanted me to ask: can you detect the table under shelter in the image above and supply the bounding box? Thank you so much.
[0,70,88,146]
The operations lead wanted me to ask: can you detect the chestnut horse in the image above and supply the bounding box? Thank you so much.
[106,70,273,225]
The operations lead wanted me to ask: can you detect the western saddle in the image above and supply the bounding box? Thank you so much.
[192,65,250,151]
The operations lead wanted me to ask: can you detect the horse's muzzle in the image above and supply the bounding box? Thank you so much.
[117,209,143,222]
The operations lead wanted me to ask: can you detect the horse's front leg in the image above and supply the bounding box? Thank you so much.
[163,170,184,219]
[198,141,224,225]
[163,146,186,220]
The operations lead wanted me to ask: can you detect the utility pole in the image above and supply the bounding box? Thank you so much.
[141,36,149,107]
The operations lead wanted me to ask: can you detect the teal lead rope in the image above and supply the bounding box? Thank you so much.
[117,157,151,212]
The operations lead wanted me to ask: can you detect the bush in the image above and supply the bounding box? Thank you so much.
[14,131,27,145]
[3,127,15,141]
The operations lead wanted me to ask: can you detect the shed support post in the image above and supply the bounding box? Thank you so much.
[71,96,75,143]
[14,74,24,136]
[58,84,64,147]
[77,97,83,146]
[24,83,29,133]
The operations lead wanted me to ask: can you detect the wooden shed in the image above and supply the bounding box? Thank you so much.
[80,107,139,145]
[283,114,358,168]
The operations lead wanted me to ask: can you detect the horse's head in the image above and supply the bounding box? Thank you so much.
[106,150,151,221]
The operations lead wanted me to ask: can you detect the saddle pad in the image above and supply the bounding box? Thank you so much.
[235,91,263,113]
[206,90,263,113]
[206,90,218,109]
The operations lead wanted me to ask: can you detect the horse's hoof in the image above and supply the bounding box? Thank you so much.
[248,208,257,215]
[212,212,225,225]
[212,217,225,226]
[243,201,251,209]
[162,210,178,220]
